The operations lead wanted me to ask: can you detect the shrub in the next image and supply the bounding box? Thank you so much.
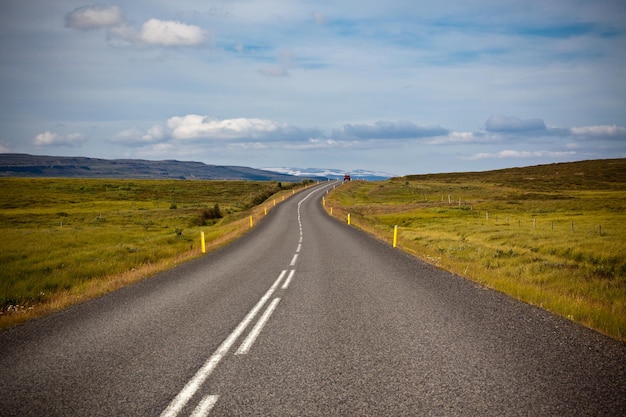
[193,203,223,226]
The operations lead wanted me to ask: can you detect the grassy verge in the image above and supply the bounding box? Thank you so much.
[326,159,626,342]
[0,178,312,329]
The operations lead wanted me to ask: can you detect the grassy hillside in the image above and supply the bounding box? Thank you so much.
[0,178,309,328]
[327,159,626,341]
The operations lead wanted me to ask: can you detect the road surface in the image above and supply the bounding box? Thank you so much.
[1,181,625,416]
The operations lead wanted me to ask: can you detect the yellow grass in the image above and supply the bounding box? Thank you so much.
[0,178,315,329]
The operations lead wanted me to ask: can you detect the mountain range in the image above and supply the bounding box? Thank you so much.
[0,154,393,182]
[0,154,301,181]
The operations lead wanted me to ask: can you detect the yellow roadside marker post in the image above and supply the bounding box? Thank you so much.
[393,225,398,248]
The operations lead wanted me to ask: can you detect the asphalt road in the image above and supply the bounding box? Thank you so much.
[1,181,625,416]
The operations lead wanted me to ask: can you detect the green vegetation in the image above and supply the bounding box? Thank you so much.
[0,178,303,328]
[327,159,626,341]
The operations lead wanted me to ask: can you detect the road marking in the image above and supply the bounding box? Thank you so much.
[296,243,302,253]
[282,270,296,289]
[290,254,298,266]
[235,298,281,355]
[190,395,219,417]
[159,272,286,417]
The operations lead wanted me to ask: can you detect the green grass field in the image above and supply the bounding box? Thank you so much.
[327,159,626,341]
[0,178,307,328]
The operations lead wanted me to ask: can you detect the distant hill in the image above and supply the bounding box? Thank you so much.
[402,158,626,191]
[0,154,305,181]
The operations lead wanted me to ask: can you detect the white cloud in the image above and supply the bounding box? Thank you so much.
[570,125,626,137]
[33,131,58,145]
[167,115,287,140]
[65,4,123,30]
[461,149,576,160]
[107,115,320,149]
[33,131,85,147]
[485,115,546,132]
[138,19,206,46]
[65,7,206,47]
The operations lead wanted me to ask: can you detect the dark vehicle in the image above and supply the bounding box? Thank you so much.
[343,174,351,181]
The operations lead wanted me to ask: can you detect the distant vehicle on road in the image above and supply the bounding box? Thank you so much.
[343,174,351,181]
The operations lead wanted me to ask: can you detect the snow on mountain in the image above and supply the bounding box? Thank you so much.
[260,167,395,181]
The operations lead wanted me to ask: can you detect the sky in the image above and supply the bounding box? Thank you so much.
[0,0,625,176]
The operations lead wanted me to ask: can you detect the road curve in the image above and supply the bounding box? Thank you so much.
[1,181,625,416]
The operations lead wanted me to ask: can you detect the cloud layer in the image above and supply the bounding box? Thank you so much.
[28,112,626,173]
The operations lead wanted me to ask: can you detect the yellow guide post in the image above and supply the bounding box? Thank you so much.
[347,213,351,225]
[393,225,398,248]
[249,215,253,228]
[201,231,206,253]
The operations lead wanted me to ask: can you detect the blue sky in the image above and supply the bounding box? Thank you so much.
[1,0,625,175]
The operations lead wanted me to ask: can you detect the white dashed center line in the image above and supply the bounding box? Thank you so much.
[235,297,281,355]
[159,272,286,417]
[282,270,296,290]
[162,183,336,416]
